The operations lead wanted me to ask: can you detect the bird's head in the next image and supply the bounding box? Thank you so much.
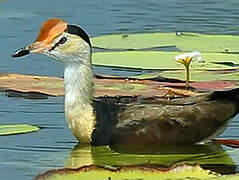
[12,18,92,65]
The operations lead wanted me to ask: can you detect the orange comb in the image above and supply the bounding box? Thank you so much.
[35,18,67,44]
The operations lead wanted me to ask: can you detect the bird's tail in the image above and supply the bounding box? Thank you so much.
[210,87,239,102]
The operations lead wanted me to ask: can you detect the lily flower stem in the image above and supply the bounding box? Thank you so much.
[185,64,190,89]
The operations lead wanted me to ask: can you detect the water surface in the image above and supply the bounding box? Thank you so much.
[1,0,239,179]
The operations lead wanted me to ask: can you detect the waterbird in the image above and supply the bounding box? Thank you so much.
[12,18,239,147]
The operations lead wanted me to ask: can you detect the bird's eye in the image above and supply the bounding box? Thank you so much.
[50,36,68,51]
[58,37,67,45]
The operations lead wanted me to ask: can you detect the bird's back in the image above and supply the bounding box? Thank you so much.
[92,88,239,147]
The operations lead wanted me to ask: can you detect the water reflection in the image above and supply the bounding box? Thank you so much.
[66,142,236,175]
[4,90,49,100]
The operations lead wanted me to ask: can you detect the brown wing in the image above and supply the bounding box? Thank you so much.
[113,91,239,147]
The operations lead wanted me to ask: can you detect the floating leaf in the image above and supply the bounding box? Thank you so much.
[176,33,239,53]
[94,78,182,98]
[0,73,64,96]
[0,73,196,98]
[215,175,239,180]
[95,73,239,90]
[92,32,239,53]
[0,124,39,136]
[0,73,165,97]
[0,74,238,97]
[34,164,219,180]
[160,70,239,82]
[92,33,177,50]
[187,81,236,90]
[92,51,239,70]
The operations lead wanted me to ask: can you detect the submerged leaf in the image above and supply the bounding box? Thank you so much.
[0,124,39,135]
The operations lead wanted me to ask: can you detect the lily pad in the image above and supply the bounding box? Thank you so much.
[0,124,39,136]
[92,51,239,70]
[0,73,64,96]
[0,74,238,97]
[176,33,239,53]
[34,164,219,180]
[0,73,195,98]
[160,70,239,82]
[92,33,177,50]
[92,32,239,53]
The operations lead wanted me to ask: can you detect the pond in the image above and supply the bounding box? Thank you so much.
[1,0,239,179]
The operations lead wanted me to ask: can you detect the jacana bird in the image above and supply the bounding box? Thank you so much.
[12,18,239,147]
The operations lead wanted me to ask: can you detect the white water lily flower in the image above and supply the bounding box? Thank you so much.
[174,51,202,89]
[192,51,202,62]
[175,51,202,66]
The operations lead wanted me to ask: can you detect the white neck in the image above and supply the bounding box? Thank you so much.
[64,60,96,144]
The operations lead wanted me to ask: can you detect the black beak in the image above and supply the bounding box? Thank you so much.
[12,48,30,58]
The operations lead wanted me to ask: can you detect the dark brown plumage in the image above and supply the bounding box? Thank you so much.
[92,89,239,147]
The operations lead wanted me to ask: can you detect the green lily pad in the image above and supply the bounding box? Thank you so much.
[92,51,239,70]
[35,164,219,180]
[0,124,39,136]
[176,33,239,53]
[91,32,239,53]
[92,33,177,50]
[160,70,239,82]
[215,175,239,180]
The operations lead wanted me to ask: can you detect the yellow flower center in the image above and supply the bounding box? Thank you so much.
[178,57,193,67]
